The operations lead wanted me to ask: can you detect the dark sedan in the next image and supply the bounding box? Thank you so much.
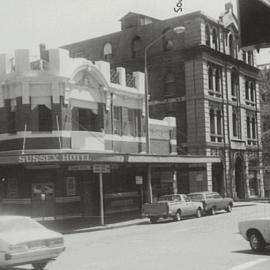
[187,191,233,215]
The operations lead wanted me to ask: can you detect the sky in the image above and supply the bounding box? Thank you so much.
[0,0,269,64]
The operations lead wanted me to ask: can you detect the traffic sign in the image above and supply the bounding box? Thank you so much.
[93,164,111,173]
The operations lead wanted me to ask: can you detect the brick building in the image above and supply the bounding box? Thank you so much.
[0,48,219,219]
[63,3,264,199]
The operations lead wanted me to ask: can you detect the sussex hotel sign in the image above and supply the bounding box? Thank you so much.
[17,153,124,164]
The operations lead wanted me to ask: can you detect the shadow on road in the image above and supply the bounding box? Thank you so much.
[232,247,270,256]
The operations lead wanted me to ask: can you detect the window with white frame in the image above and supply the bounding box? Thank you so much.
[209,106,223,143]
[245,78,256,106]
[246,112,257,145]
[208,64,222,97]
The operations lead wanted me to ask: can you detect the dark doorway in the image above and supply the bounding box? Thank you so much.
[212,163,223,194]
[235,156,245,199]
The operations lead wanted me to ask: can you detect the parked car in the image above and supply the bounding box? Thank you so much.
[187,191,233,215]
[142,194,204,223]
[0,216,65,270]
[239,217,270,252]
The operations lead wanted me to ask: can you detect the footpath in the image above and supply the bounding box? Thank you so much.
[41,201,267,235]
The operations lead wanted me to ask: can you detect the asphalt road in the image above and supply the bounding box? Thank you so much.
[16,202,270,270]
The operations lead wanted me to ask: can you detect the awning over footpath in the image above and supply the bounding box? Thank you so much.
[0,150,221,165]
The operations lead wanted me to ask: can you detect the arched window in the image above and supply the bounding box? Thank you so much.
[131,36,142,58]
[162,28,174,51]
[208,66,213,90]
[205,24,211,47]
[212,28,218,50]
[229,34,234,57]
[164,73,176,97]
[103,43,112,62]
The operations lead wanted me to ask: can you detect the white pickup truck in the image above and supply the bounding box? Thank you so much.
[239,217,270,252]
[142,194,204,223]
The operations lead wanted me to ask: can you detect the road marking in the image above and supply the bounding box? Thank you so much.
[228,258,269,270]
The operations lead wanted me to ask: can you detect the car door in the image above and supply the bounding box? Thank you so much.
[182,195,194,216]
[212,192,224,210]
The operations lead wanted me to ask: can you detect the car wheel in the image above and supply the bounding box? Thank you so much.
[150,217,158,224]
[226,204,232,213]
[249,231,266,252]
[210,207,216,215]
[174,211,181,222]
[196,208,202,218]
[32,261,48,270]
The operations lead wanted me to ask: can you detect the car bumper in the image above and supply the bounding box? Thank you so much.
[0,246,65,267]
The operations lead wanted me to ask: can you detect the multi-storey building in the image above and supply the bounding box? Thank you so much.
[63,3,264,199]
[258,63,270,198]
[0,48,218,219]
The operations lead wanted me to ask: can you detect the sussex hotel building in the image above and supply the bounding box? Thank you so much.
[63,3,265,200]
[0,48,219,219]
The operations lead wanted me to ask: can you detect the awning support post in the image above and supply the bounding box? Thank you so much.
[147,164,153,203]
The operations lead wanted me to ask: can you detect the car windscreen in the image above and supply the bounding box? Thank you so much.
[0,218,44,233]
[188,194,203,201]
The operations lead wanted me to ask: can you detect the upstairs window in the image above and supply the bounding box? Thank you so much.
[246,112,257,145]
[245,78,256,106]
[212,28,218,50]
[38,105,52,132]
[229,34,234,57]
[231,69,239,101]
[232,107,241,138]
[78,108,98,132]
[209,107,223,142]
[113,106,122,135]
[103,43,113,62]
[205,24,211,47]
[208,66,213,90]
[131,36,142,58]
[215,69,221,93]
[247,51,254,65]
[8,98,16,134]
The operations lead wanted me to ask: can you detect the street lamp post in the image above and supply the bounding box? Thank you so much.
[144,26,185,203]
